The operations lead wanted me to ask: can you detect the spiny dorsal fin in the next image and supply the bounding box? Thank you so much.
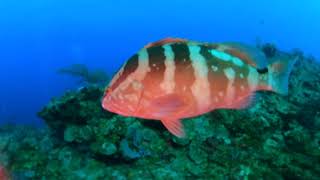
[218,42,268,69]
[144,37,188,48]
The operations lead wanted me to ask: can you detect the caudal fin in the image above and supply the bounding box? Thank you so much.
[268,55,298,95]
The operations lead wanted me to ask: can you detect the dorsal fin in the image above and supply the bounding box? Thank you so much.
[218,42,268,69]
[144,37,188,48]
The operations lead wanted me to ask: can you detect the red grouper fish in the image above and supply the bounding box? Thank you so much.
[102,38,297,137]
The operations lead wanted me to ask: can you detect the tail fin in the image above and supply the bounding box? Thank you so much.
[268,55,298,95]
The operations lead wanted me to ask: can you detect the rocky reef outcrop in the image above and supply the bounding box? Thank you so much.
[1,45,320,179]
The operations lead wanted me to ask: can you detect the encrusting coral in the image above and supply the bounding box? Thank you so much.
[1,44,320,179]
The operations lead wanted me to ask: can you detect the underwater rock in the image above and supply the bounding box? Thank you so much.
[119,139,142,159]
[2,45,320,179]
[284,122,311,153]
[263,131,285,155]
[172,136,190,146]
[38,86,113,138]
[314,112,320,129]
[100,142,117,156]
[63,126,77,142]
[188,141,208,165]
[0,136,11,152]
[150,167,183,179]
[63,125,94,143]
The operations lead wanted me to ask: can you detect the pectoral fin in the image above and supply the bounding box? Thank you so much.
[161,119,185,138]
[149,94,187,137]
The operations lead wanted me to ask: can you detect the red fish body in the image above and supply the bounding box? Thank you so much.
[102,38,296,137]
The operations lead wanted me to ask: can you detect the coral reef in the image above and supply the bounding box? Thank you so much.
[1,45,320,179]
[58,64,110,85]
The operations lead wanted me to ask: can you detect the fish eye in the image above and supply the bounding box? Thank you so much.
[257,67,268,74]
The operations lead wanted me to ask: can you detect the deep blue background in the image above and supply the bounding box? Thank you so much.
[0,0,319,126]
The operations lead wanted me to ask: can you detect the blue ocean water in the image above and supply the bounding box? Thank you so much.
[0,0,319,126]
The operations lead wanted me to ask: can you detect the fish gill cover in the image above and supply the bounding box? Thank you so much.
[0,44,320,179]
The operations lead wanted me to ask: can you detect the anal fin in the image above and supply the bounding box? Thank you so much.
[161,119,185,138]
